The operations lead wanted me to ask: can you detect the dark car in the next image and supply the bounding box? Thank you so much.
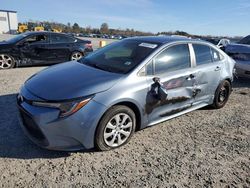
[225,35,250,78]
[0,32,93,69]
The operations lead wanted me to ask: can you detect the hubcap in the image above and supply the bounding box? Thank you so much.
[0,54,13,69]
[104,113,133,147]
[219,86,228,103]
[71,52,82,61]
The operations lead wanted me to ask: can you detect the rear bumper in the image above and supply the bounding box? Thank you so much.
[17,92,107,151]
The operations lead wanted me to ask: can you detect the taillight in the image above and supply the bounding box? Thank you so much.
[85,43,92,48]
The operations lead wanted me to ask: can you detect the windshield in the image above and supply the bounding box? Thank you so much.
[79,40,161,74]
[6,33,29,43]
[238,35,250,45]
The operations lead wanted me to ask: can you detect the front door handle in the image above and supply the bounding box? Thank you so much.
[215,66,221,71]
[186,74,195,80]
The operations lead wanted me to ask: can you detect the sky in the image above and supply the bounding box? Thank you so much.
[1,0,250,37]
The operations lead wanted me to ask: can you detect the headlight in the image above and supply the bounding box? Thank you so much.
[32,97,92,118]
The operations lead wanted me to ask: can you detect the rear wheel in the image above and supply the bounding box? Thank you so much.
[95,105,136,151]
[0,54,15,69]
[212,80,231,109]
[70,51,83,61]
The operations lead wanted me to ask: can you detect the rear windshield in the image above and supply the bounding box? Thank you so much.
[238,35,250,45]
[79,40,161,74]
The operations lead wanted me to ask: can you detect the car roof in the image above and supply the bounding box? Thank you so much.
[125,36,197,45]
[23,31,68,36]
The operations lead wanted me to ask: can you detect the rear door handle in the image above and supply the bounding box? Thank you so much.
[215,66,221,71]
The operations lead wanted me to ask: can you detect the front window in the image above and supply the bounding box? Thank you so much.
[23,34,48,44]
[79,40,160,74]
[154,44,191,75]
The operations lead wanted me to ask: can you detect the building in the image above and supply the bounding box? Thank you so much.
[0,10,18,34]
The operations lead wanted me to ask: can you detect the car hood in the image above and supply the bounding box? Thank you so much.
[24,61,123,101]
[225,43,250,54]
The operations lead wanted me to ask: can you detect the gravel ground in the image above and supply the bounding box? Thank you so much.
[0,66,250,188]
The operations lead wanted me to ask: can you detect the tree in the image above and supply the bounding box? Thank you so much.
[100,23,109,34]
[72,23,80,33]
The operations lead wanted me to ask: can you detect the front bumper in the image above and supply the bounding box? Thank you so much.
[17,89,107,151]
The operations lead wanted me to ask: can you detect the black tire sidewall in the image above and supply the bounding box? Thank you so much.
[95,105,136,151]
[213,80,231,109]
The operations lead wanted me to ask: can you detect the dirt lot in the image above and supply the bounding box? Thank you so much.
[0,66,249,188]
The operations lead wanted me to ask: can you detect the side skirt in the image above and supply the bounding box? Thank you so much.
[147,103,208,127]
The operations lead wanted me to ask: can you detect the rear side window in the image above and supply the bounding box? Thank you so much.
[51,35,75,43]
[211,48,223,62]
[154,44,190,75]
[193,44,213,65]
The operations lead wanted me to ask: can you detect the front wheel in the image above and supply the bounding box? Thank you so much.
[95,105,136,151]
[0,54,15,69]
[212,80,231,109]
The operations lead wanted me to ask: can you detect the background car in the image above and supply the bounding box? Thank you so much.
[225,35,250,78]
[17,36,235,151]
[0,31,93,69]
[201,37,230,51]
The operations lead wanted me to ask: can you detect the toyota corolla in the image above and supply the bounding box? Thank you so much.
[17,36,235,151]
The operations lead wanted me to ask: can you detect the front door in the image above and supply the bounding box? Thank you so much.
[18,34,51,64]
[145,43,196,125]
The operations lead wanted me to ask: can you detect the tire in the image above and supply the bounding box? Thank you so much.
[95,105,136,151]
[70,51,83,61]
[212,80,231,109]
[0,54,15,69]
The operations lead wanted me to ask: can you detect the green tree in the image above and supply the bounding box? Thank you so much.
[100,23,109,34]
[72,23,80,33]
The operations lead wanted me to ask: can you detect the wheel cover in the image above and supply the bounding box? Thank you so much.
[218,86,228,103]
[103,113,133,147]
[71,52,82,61]
[0,54,13,69]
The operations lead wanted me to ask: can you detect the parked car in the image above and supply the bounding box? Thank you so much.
[17,36,235,151]
[201,37,230,51]
[225,35,250,78]
[0,32,93,69]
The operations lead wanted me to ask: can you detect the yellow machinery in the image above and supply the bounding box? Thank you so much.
[52,28,62,33]
[18,24,28,33]
[34,26,44,31]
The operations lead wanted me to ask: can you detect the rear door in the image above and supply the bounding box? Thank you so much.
[48,34,75,63]
[145,43,197,125]
[190,43,223,105]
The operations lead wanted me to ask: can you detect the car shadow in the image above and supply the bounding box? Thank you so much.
[0,93,71,159]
